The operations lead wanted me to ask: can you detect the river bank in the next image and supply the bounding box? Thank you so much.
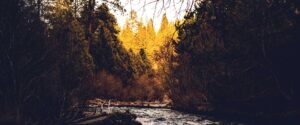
[80,106,254,125]
[87,98,171,108]
[84,99,300,125]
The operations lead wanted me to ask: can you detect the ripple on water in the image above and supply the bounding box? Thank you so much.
[105,107,223,125]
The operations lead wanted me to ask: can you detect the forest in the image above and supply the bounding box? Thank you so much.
[0,0,299,125]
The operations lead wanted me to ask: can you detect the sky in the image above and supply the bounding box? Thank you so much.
[97,0,194,31]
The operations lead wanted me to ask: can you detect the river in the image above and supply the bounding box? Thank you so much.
[101,107,247,125]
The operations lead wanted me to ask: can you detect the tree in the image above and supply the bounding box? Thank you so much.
[88,4,133,84]
[170,0,300,121]
[157,13,176,52]
[159,13,169,33]
[139,48,153,75]
[146,19,156,55]
[0,0,63,124]
[136,21,147,50]
[119,20,135,51]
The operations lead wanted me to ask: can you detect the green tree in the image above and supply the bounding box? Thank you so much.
[171,0,300,121]
[89,4,133,83]
[0,0,62,124]
[139,48,153,75]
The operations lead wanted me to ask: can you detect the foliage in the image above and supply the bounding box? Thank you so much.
[119,11,177,66]
[87,4,132,84]
[83,4,161,100]
[0,0,62,124]
[168,0,300,119]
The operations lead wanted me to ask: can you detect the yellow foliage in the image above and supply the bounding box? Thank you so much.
[119,12,178,69]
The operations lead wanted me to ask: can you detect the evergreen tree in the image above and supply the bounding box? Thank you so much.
[139,48,153,75]
[46,0,95,109]
[170,0,300,121]
[89,4,133,83]
[0,0,63,123]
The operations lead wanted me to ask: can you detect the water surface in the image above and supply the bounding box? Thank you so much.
[103,107,243,125]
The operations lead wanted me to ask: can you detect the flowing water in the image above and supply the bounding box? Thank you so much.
[102,107,246,125]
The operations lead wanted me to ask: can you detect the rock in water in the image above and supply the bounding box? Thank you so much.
[98,112,141,125]
[155,117,166,121]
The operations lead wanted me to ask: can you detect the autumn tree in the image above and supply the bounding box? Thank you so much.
[119,20,135,51]
[145,19,156,55]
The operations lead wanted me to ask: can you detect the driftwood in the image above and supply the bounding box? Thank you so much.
[87,98,171,109]
[72,112,141,125]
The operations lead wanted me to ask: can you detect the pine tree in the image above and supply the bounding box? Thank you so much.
[89,4,134,84]
[171,0,300,120]
[0,0,64,123]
